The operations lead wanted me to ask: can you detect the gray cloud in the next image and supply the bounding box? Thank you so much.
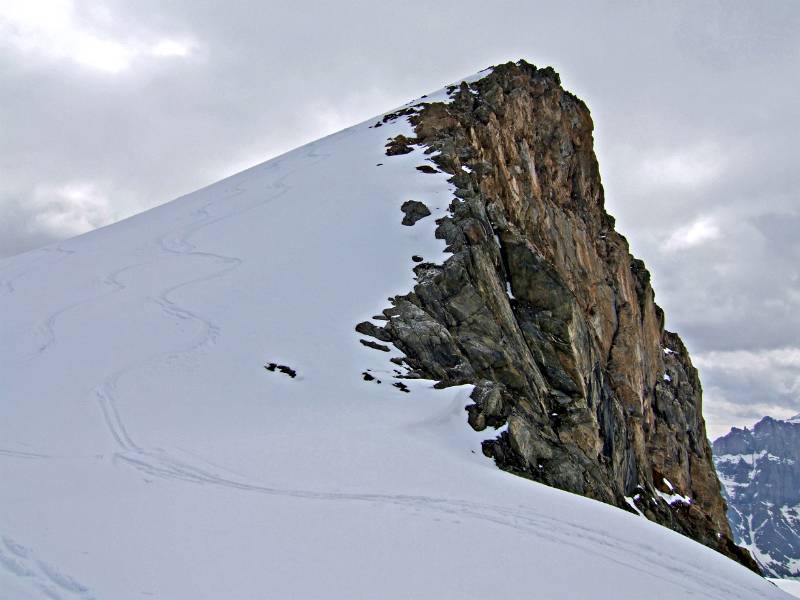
[1,0,798,437]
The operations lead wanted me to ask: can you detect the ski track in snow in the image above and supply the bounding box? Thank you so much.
[0,152,304,598]
[0,536,95,600]
[91,138,331,473]
[0,448,51,460]
[0,246,75,299]
[18,136,328,363]
[24,263,147,361]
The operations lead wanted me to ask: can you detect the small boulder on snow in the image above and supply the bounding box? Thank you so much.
[385,134,415,156]
[400,200,431,226]
[264,363,297,378]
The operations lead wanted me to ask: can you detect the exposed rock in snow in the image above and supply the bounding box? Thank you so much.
[399,199,431,226]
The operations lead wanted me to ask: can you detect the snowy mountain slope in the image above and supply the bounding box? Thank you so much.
[0,75,788,599]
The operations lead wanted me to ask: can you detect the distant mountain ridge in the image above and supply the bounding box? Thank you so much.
[714,415,800,577]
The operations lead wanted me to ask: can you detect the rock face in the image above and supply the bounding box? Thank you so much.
[359,60,758,571]
[714,416,800,576]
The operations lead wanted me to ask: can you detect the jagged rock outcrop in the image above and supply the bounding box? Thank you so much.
[714,416,800,576]
[400,200,432,226]
[358,60,757,571]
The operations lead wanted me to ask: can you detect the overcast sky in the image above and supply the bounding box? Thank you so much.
[1,0,798,437]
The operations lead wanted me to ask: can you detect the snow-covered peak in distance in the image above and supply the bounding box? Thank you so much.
[0,73,788,599]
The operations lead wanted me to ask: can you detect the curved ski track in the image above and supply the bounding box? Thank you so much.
[2,246,85,361]
[0,535,95,600]
[0,246,75,298]
[92,138,329,473]
[24,263,147,361]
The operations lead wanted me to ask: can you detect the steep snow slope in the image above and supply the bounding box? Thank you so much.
[0,76,788,599]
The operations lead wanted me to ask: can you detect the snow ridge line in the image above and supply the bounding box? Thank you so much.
[0,535,95,599]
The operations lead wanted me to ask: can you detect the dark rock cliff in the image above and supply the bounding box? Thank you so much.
[714,416,800,576]
[361,60,758,571]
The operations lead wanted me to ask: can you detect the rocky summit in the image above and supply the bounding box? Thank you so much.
[360,60,757,571]
[714,415,800,577]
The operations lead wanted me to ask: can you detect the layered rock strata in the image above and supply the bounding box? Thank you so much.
[360,61,757,571]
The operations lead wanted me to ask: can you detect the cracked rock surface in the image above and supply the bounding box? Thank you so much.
[363,60,758,572]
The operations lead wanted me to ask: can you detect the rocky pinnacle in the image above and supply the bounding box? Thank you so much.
[359,60,759,572]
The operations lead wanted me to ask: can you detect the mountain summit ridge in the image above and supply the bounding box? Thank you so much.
[0,61,781,598]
